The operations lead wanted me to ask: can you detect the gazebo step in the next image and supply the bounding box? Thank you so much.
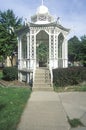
[34,80,51,83]
[33,68,53,91]
[33,86,53,91]
[33,84,51,87]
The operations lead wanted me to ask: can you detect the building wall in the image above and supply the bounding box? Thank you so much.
[6,56,17,67]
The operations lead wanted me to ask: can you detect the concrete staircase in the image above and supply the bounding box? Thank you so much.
[33,68,53,91]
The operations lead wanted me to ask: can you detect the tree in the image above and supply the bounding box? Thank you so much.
[68,36,81,63]
[68,35,86,66]
[79,35,86,66]
[0,9,22,66]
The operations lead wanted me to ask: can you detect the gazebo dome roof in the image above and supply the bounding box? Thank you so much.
[36,5,49,14]
[31,4,55,24]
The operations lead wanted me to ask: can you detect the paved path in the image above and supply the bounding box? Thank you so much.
[58,92,86,130]
[17,91,70,130]
[17,92,86,130]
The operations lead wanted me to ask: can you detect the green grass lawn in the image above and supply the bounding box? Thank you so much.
[54,84,86,92]
[0,87,31,130]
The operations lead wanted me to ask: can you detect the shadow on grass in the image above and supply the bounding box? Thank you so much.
[0,103,6,111]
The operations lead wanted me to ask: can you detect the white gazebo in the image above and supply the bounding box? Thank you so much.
[17,2,70,85]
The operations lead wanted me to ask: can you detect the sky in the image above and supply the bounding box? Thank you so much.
[0,0,86,39]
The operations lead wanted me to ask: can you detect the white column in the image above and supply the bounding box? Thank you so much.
[53,34,58,68]
[53,31,55,68]
[62,38,68,68]
[17,36,22,82]
[56,34,59,68]
[49,33,55,69]
[30,34,35,70]
[27,33,30,69]
[52,33,59,68]
[30,34,33,69]
[49,34,52,69]
[54,34,55,60]
[26,33,30,83]
[34,34,36,70]
[18,36,22,69]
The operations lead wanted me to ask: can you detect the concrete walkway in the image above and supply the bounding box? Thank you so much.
[58,92,86,130]
[17,92,86,130]
[17,91,70,130]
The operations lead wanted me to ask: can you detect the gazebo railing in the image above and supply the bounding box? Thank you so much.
[49,67,53,86]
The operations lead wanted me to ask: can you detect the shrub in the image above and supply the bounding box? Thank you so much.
[0,70,3,79]
[3,67,18,81]
[53,67,86,87]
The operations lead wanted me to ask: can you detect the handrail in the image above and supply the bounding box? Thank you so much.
[32,62,36,87]
[49,67,53,86]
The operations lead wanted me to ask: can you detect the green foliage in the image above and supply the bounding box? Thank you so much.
[0,9,22,66]
[74,85,86,91]
[53,67,86,87]
[67,117,84,128]
[36,42,49,63]
[68,35,86,66]
[54,85,86,92]
[79,35,86,66]
[0,87,31,130]
[0,70,3,79]
[68,36,81,62]
[3,67,18,81]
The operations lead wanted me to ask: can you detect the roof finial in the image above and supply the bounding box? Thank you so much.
[42,0,44,5]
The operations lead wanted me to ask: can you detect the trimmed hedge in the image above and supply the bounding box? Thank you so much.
[53,67,86,87]
[3,67,18,81]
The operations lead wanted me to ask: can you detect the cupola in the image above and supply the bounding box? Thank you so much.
[31,3,54,24]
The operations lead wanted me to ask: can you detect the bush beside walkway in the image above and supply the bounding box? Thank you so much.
[53,67,86,87]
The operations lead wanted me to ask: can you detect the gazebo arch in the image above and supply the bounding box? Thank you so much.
[36,30,49,67]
